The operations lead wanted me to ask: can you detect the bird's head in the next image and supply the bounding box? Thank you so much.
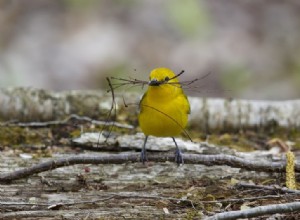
[148,68,179,86]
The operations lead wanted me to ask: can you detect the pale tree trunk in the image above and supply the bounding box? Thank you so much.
[0,87,299,132]
[189,97,300,132]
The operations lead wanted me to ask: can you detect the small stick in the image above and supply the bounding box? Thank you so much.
[206,201,300,220]
[235,182,300,194]
[0,153,296,182]
[0,114,133,129]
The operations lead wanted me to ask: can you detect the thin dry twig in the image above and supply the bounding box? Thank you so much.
[206,201,300,220]
[0,114,133,129]
[109,70,211,91]
[103,77,119,140]
[200,194,299,204]
[108,193,196,209]
[0,153,297,182]
[235,182,300,194]
[47,195,117,209]
[0,193,195,209]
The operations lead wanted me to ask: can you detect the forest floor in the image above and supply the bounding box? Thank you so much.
[0,119,300,220]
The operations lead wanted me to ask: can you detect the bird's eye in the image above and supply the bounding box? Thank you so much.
[165,76,170,81]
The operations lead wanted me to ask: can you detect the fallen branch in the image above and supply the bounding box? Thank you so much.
[235,182,300,194]
[0,193,195,210]
[0,114,133,129]
[206,201,300,220]
[53,193,195,209]
[2,87,300,131]
[200,194,299,204]
[0,153,296,182]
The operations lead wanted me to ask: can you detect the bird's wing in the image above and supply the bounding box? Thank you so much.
[138,91,148,113]
[181,93,190,114]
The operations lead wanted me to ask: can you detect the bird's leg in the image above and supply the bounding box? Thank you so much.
[140,135,149,164]
[172,137,184,165]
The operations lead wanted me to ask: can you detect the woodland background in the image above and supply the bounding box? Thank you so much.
[1,0,300,99]
[1,1,300,220]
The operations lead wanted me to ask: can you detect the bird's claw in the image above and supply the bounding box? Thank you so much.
[175,149,184,165]
[140,149,148,164]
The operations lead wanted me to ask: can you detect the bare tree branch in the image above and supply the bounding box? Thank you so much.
[0,114,133,129]
[201,194,299,204]
[0,193,195,211]
[0,153,296,182]
[235,182,300,194]
[206,201,300,220]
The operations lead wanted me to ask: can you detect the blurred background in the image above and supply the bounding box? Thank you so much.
[0,0,300,99]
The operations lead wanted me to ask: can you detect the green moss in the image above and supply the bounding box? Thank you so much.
[0,127,48,146]
[185,209,202,220]
[218,133,232,145]
[32,148,53,158]
[293,142,300,150]
[206,133,254,152]
[70,129,82,138]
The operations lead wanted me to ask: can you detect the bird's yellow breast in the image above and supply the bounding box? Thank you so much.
[138,68,190,137]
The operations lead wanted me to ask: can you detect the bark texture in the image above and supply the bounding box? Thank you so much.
[1,87,300,132]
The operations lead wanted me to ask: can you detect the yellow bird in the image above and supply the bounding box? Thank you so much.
[138,67,190,164]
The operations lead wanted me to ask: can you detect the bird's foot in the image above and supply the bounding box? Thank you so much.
[175,149,184,165]
[140,149,148,164]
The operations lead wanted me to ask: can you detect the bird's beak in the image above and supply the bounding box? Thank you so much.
[148,78,160,86]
